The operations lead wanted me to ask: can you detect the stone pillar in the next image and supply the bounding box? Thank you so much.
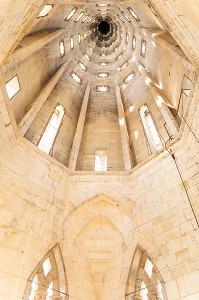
[32,289,47,300]
[68,83,91,170]
[115,85,134,170]
[18,61,69,136]
[147,286,162,300]
[133,296,145,300]
[5,29,64,65]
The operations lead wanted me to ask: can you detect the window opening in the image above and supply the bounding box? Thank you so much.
[59,40,65,57]
[38,104,65,154]
[78,33,81,44]
[46,282,54,298]
[28,275,38,300]
[141,40,147,57]
[70,71,82,84]
[140,282,148,300]
[70,36,74,49]
[95,151,107,171]
[38,5,53,18]
[132,36,136,50]
[43,258,51,276]
[78,61,87,71]
[96,86,110,92]
[127,7,140,21]
[5,75,20,100]
[139,104,162,154]
[75,11,84,22]
[144,258,153,278]
[65,7,77,21]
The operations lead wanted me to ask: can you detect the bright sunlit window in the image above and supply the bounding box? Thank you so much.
[59,40,65,57]
[122,11,131,22]
[96,85,110,92]
[70,36,74,49]
[141,40,147,57]
[127,7,140,21]
[117,53,123,61]
[132,36,136,50]
[124,72,135,85]
[46,282,54,298]
[100,62,108,66]
[70,71,82,84]
[38,4,53,18]
[117,61,128,71]
[126,33,129,44]
[28,275,38,300]
[98,72,109,78]
[84,53,90,61]
[6,75,20,100]
[38,104,65,154]
[95,151,107,171]
[144,258,153,278]
[139,104,162,154]
[82,15,89,23]
[43,258,51,277]
[65,7,77,21]
[140,282,148,300]
[78,33,81,44]
[96,3,110,7]
[75,11,84,22]
[78,61,87,71]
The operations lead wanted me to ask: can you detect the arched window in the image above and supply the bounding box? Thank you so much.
[23,244,68,300]
[125,245,167,300]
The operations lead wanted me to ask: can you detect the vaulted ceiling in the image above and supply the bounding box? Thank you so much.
[0,0,196,171]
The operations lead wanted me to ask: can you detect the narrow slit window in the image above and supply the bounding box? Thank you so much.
[140,282,148,300]
[28,275,38,300]
[127,7,140,22]
[70,71,82,84]
[100,62,108,66]
[78,61,87,71]
[78,33,81,44]
[84,53,90,61]
[132,36,136,50]
[65,7,77,21]
[70,36,74,49]
[43,258,51,276]
[95,151,107,171]
[126,33,129,44]
[82,15,89,23]
[75,11,84,22]
[144,258,153,278]
[59,40,65,57]
[122,11,130,22]
[139,104,162,154]
[38,104,65,154]
[47,282,54,298]
[38,4,53,18]
[6,75,20,100]
[141,40,147,57]
[96,85,110,92]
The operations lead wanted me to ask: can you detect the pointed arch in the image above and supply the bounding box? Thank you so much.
[125,244,168,300]
[23,244,68,300]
